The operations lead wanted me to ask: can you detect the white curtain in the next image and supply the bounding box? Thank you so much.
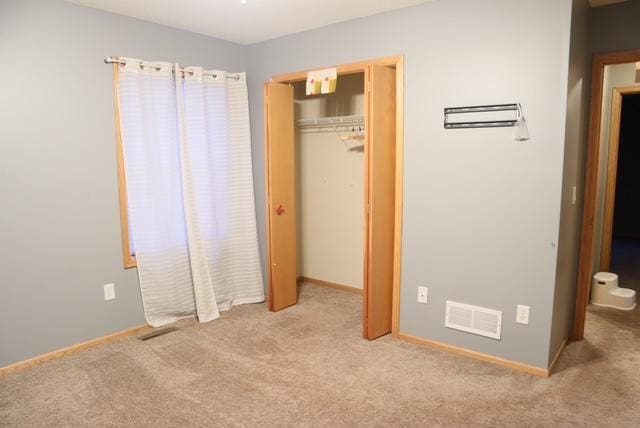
[117,58,264,327]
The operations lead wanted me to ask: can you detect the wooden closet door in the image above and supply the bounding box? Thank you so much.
[363,65,396,339]
[265,82,297,311]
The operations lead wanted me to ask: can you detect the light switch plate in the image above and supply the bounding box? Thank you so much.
[417,286,428,304]
[516,304,530,324]
[104,283,116,301]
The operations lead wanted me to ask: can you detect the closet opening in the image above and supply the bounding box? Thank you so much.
[264,56,404,340]
[574,51,640,340]
[293,73,366,299]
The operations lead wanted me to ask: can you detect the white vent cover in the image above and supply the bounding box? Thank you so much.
[445,301,502,340]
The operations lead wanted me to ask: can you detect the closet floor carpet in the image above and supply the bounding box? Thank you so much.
[1,283,639,427]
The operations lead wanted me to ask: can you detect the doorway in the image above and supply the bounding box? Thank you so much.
[601,91,640,294]
[293,73,366,298]
[573,50,640,339]
[263,56,404,340]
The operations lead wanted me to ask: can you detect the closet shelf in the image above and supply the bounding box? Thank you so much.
[296,115,364,129]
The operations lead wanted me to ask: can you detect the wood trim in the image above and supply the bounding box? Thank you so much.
[362,64,372,339]
[113,64,137,269]
[271,55,402,83]
[397,333,550,377]
[547,339,567,375]
[0,325,150,378]
[599,86,640,272]
[298,276,363,295]
[573,49,640,340]
[391,56,404,338]
[263,83,273,308]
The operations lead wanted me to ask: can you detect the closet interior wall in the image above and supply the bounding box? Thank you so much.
[293,73,365,290]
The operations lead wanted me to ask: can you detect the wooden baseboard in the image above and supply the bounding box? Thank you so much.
[547,338,567,375]
[0,324,151,378]
[297,276,363,295]
[397,333,550,377]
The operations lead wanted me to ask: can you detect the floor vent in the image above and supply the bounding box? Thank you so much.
[138,327,177,341]
[445,301,502,340]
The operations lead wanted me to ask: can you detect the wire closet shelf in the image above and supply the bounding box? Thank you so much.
[296,114,364,130]
[296,115,365,150]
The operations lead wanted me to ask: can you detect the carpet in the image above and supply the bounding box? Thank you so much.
[1,283,639,426]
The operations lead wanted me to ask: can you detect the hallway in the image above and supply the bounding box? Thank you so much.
[611,238,640,294]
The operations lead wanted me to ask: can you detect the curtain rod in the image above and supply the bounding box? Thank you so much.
[104,56,241,80]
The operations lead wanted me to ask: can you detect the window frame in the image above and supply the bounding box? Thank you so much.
[113,64,137,269]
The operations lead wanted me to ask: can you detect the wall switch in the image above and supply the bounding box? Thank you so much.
[516,304,530,324]
[571,186,577,205]
[104,283,116,301]
[417,286,428,304]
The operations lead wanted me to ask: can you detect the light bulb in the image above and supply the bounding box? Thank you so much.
[514,104,530,141]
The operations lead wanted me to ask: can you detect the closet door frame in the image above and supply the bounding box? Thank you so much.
[265,55,404,337]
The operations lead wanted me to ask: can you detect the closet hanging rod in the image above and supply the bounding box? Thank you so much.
[104,57,241,80]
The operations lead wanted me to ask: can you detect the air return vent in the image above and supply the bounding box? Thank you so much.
[445,301,502,340]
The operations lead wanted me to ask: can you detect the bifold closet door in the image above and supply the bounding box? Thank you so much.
[363,65,396,340]
[265,82,297,311]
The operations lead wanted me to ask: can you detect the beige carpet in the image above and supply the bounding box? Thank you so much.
[1,283,639,427]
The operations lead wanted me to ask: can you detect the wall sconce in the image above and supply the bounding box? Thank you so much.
[443,103,530,141]
[514,103,530,142]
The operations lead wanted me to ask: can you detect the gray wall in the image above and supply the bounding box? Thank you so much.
[0,0,247,367]
[550,0,590,361]
[248,0,573,368]
[589,0,640,55]
[1,0,580,371]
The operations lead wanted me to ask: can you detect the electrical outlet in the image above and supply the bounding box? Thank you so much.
[516,304,530,324]
[417,286,428,304]
[104,283,116,301]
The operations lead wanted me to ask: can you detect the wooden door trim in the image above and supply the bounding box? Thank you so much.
[263,83,273,308]
[266,55,404,337]
[363,64,372,338]
[113,63,137,269]
[573,49,640,340]
[600,85,640,272]
[391,56,404,337]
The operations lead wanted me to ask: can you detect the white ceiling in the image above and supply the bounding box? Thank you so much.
[66,0,433,45]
